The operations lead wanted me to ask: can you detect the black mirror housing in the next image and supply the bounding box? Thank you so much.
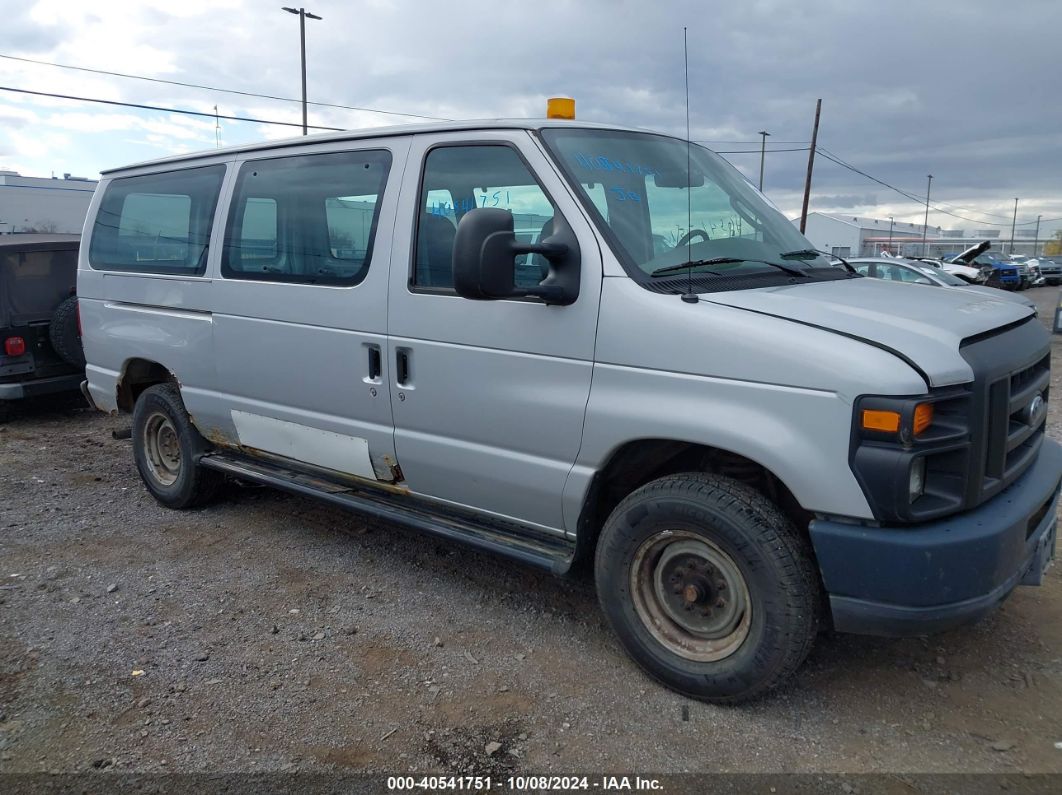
[453,208,580,305]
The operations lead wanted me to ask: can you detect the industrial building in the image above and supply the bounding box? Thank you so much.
[800,212,937,258]
[0,171,98,235]
[799,211,1053,259]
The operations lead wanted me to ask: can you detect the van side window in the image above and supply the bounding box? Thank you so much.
[222,149,392,286]
[88,165,225,274]
[414,145,556,290]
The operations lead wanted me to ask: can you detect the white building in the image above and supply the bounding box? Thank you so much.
[799,212,938,258]
[798,211,1057,258]
[0,171,98,235]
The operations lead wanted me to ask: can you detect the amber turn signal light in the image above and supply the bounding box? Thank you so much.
[913,402,934,435]
[861,409,901,433]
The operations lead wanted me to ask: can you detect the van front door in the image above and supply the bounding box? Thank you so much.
[208,139,409,481]
[387,132,602,534]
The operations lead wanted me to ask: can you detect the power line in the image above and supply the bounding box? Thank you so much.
[816,146,1062,226]
[712,146,809,154]
[0,85,345,132]
[696,139,809,145]
[0,52,451,122]
[816,147,923,202]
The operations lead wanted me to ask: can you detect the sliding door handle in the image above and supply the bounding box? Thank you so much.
[367,346,382,381]
[395,348,412,387]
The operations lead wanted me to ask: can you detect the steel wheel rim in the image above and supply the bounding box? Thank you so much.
[630,530,751,662]
[143,411,181,486]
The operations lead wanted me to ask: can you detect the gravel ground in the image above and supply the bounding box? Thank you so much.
[1,286,1061,776]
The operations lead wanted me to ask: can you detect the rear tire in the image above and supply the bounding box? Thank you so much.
[595,472,820,704]
[132,383,220,509]
[49,296,85,368]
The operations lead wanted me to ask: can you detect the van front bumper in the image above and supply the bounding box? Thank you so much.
[810,439,1061,637]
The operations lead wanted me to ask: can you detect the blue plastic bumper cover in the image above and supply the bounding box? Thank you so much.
[811,438,1061,636]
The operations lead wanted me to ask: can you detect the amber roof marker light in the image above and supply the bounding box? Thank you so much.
[547,97,575,120]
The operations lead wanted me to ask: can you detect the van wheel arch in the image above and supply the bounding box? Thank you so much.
[574,439,812,568]
[116,358,178,413]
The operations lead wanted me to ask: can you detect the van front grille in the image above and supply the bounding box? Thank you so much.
[961,321,1050,509]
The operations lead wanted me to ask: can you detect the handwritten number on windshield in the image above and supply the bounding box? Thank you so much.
[610,187,641,202]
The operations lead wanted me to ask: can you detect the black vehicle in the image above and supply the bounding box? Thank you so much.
[0,235,85,421]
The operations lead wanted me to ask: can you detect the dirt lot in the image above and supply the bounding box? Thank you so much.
[1,286,1061,777]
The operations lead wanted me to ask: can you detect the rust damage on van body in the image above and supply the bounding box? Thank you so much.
[381,455,404,484]
[213,442,412,496]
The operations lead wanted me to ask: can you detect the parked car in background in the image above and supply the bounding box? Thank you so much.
[0,234,85,421]
[947,242,1021,290]
[850,258,1036,310]
[1009,255,1046,288]
[908,255,987,284]
[1032,258,1061,285]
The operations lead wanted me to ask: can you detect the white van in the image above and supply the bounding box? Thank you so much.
[79,119,1060,703]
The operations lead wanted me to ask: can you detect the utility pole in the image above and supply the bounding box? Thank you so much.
[1033,214,1042,256]
[1009,198,1019,254]
[282,6,322,135]
[922,174,933,257]
[799,99,821,234]
[757,130,770,191]
[888,215,894,254]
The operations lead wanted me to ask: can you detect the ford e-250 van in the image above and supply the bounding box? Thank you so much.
[78,119,1060,703]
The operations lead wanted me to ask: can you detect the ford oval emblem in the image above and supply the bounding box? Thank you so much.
[1025,393,1046,427]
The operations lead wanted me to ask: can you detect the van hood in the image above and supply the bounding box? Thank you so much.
[702,277,1034,387]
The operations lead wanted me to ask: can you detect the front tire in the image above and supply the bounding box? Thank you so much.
[595,473,820,704]
[132,383,220,509]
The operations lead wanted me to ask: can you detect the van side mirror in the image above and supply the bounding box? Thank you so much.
[452,208,580,306]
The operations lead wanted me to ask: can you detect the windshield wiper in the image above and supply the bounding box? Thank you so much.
[779,249,821,260]
[650,257,732,277]
[650,256,807,278]
[780,248,857,274]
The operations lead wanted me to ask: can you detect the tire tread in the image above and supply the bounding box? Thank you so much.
[595,472,820,704]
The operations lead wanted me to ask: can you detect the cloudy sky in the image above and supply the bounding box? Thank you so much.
[1,0,1059,237]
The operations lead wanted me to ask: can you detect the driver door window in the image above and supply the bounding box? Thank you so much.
[413,145,556,290]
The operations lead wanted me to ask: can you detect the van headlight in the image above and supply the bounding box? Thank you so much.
[850,390,972,523]
[909,457,926,502]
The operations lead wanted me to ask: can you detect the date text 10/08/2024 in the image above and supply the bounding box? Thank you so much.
[387,775,664,791]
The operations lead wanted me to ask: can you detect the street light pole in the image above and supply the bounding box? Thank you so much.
[888,215,894,254]
[1033,214,1042,257]
[282,6,322,135]
[1009,198,1019,254]
[922,174,933,257]
[757,130,770,191]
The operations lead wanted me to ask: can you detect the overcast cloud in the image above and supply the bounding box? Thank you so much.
[0,0,1059,235]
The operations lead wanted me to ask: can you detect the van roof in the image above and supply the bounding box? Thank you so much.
[101,118,661,175]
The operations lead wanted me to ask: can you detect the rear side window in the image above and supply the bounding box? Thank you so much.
[222,149,392,286]
[89,165,225,274]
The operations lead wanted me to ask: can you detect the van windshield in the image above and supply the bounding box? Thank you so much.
[540,129,846,290]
